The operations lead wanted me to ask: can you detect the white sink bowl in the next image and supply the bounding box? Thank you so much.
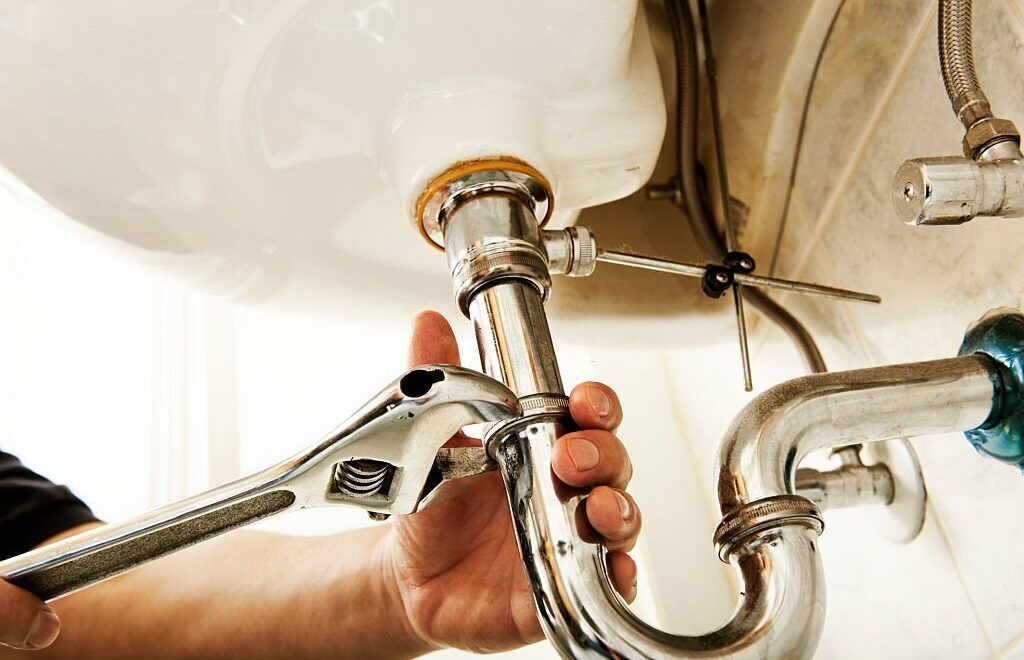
[0,0,666,328]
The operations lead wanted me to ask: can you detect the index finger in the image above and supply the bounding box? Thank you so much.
[569,382,623,431]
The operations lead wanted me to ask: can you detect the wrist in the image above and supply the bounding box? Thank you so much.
[374,527,438,658]
[340,525,436,659]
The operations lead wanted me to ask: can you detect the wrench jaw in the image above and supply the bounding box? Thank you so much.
[414,446,500,512]
[311,365,520,516]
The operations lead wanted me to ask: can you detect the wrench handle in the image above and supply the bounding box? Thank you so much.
[0,483,296,601]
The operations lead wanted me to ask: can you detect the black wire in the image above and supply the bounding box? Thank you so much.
[767,1,847,277]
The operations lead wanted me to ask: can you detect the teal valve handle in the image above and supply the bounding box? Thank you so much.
[959,309,1024,470]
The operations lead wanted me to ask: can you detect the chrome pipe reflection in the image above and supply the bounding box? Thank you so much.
[494,420,826,659]
[468,283,563,397]
[716,355,995,516]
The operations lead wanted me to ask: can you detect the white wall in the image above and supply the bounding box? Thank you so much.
[0,194,156,522]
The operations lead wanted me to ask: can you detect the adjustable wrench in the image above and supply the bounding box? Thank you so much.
[0,365,519,601]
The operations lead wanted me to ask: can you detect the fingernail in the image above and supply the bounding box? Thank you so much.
[614,491,632,522]
[25,608,60,649]
[566,437,600,471]
[585,386,612,418]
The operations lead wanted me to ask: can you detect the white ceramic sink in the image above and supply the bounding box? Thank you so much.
[0,0,666,324]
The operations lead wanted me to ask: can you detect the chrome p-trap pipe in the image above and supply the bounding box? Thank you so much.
[426,164,1014,659]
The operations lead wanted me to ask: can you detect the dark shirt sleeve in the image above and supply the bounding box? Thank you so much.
[0,450,99,560]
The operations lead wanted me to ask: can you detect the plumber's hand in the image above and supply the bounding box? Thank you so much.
[379,311,641,654]
[0,579,61,651]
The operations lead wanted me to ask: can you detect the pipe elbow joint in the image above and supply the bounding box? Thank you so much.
[714,351,1003,559]
[713,378,828,561]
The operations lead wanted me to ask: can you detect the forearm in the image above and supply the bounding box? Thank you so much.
[3,524,428,659]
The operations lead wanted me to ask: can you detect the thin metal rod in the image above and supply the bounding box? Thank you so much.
[738,272,880,304]
[697,0,753,388]
[733,285,753,391]
[599,250,704,276]
[597,250,882,304]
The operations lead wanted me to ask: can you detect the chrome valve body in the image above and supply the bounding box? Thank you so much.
[894,154,1024,225]
[892,0,1024,225]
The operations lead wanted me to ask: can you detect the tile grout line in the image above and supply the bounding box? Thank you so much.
[928,498,999,653]
[784,0,938,283]
[996,626,1024,658]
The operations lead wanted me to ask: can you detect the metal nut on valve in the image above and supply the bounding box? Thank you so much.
[963,116,1021,160]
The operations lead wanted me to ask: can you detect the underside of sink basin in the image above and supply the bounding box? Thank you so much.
[0,0,834,347]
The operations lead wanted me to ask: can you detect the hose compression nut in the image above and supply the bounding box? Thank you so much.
[963,117,1021,160]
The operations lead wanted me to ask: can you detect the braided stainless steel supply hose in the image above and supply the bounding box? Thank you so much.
[940,0,986,125]
[938,0,1021,159]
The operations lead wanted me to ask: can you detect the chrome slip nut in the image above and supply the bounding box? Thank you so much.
[449,239,551,314]
[518,393,571,416]
[713,495,824,562]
